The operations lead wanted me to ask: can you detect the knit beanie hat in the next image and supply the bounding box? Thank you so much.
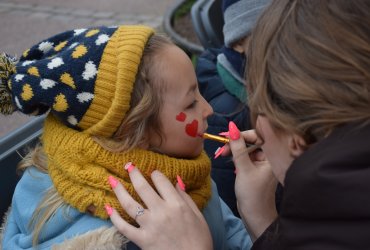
[0,25,154,137]
[222,0,271,47]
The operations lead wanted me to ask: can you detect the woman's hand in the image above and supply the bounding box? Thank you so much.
[107,166,213,250]
[224,123,278,241]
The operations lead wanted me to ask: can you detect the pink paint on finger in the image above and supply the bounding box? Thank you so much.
[229,121,240,140]
[108,176,118,188]
[177,175,186,191]
[105,204,113,216]
[214,145,225,159]
[124,162,135,173]
[218,132,229,137]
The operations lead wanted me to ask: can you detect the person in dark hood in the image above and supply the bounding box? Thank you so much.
[195,0,272,217]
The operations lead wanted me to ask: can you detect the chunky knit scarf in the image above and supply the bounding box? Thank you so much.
[42,115,212,224]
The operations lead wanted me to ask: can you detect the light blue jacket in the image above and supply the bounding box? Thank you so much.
[2,167,252,249]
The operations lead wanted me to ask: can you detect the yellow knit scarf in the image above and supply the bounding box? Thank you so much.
[42,115,211,224]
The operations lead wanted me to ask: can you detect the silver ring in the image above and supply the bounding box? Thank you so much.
[134,206,145,220]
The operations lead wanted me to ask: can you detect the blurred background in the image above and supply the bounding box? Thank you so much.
[0,0,178,138]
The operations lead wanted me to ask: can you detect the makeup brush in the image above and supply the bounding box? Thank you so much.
[200,133,259,153]
[201,133,230,143]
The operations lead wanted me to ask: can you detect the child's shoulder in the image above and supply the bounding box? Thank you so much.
[15,167,52,199]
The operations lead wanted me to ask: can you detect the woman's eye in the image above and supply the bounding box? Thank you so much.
[255,108,266,117]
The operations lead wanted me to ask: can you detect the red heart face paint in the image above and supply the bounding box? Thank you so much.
[185,119,198,137]
[176,112,186,122]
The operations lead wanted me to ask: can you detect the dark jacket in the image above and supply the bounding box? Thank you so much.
[196,48,251,217]
[253,122,370,250]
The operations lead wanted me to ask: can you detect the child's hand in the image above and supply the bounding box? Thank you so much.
[107,166,212,250]
[227,124,278,242]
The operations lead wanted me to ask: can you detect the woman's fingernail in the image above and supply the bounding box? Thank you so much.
[229,121,240,140]
[124,162,135,173]
[177,175,186,191]
[218,132,229,137]
[214,146,225,159]
[108,176,118,188]
[234,168,238,175]
[105,204,113,216]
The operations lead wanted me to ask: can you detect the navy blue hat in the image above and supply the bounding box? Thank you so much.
[222,0,272,47]
[0,25,154,137]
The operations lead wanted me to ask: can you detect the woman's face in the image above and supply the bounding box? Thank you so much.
[255,115,305,185]
[148,45,213,158]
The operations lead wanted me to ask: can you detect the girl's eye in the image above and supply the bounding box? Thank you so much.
[187,100,198,109]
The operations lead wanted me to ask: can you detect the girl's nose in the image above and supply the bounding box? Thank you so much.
[201,97,213,118]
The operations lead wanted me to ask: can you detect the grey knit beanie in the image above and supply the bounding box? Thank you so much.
[222,0,272,47]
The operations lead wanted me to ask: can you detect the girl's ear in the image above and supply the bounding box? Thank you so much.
[288,134,307,158]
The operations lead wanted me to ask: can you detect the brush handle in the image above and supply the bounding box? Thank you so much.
[203,133,260,153]
[202,133,230,143]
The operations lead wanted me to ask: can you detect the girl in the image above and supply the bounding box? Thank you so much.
[0,25,251,249]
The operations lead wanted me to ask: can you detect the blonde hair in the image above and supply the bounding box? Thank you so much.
[247,0,370,143]
[94,34,173,151]
[17,33,174,246]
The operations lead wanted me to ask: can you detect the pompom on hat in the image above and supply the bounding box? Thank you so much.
[222,0,272,47]
[0,25,154,137]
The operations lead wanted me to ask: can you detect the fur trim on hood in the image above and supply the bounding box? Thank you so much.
[52,226,128,250]
[1,209,128,250]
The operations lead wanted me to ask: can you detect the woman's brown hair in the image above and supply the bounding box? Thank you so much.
[247,0,370,143]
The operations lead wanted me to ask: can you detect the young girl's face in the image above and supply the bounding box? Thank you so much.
[149,45,213,158]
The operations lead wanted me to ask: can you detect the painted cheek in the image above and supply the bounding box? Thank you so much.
[176,112,186,122]
[185,119,198,137]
